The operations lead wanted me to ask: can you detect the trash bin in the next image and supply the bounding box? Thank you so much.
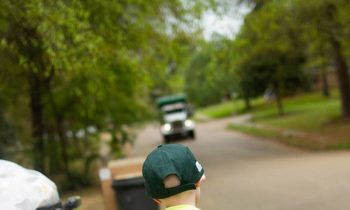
[112,176,158,210]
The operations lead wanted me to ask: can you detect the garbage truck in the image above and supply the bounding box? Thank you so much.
[156,94,195,143]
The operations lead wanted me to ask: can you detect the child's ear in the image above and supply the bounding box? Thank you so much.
[154,199,161,204]
[196,174,206,187]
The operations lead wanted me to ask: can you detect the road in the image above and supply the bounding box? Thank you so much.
[132,117,350,210]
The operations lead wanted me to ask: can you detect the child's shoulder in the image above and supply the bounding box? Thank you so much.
[165,204,201,210]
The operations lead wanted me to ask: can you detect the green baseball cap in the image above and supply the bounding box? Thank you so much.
[142,144,204,199]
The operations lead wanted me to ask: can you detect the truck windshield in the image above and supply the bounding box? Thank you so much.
[164,108,185,114]
[161,103,186,114]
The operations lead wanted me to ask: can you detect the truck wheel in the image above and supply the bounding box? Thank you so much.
[163,136,171,143]
[188,131,195,140]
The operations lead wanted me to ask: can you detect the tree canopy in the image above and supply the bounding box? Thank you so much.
[187,0,350,117]
[2,0,350,189]
[0,0,214,188]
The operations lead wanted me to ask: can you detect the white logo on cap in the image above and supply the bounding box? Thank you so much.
[195,161,202,172]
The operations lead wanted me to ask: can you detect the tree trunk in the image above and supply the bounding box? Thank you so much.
[47,86,72,181]
[325,2,350,118]
[56,116,71,181]
[273,82,284,116]
[330,36,350,118]
[29,71,45,173]
[243,90,252,110]
[320,67,330,98]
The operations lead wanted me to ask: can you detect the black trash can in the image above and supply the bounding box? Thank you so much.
[112,176,158,210]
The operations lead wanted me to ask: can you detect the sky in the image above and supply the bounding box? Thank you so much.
[201,3,252,40]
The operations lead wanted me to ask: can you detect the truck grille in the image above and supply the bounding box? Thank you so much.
[172,121,183,130]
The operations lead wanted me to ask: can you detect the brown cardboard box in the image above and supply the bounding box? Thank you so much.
[99,157,145,210]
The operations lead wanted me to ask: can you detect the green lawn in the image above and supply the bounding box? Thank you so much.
[196,100,243,119]
[196,98,264,119]
[228,123,323,150]
[198,90,341,132]
[251,91,341,132]
[199,90,350,150]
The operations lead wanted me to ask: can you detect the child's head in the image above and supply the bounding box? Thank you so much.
[142,144,205,207]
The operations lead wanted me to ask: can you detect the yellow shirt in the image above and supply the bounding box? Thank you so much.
[165,205,201,210]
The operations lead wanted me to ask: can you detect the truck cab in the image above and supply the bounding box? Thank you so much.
[157,94,195,143]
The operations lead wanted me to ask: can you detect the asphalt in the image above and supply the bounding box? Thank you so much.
[132,117,350,210]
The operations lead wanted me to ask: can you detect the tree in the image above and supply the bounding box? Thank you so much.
[185,37,237,107]
[0,0,215,187]
[294,0,350,118]
[232,0,309,114]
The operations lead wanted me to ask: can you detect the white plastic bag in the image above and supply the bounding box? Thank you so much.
[0,160,60,210]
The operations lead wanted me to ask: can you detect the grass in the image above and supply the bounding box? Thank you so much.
[251,91,341,132]
[196,98,264,119]
[228,124,324,150]
[228,124,281,139]
[196,100,243,119]
[200,89,350,150]
[330,138,350,149]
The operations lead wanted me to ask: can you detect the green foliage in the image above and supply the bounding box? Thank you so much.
[233,1,311,101]
[0,112,16,159]
[185,38,237,107]
[0,0,213,189]
[218,0,350,114]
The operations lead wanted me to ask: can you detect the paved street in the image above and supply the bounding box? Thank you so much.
[132,117,350,210]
